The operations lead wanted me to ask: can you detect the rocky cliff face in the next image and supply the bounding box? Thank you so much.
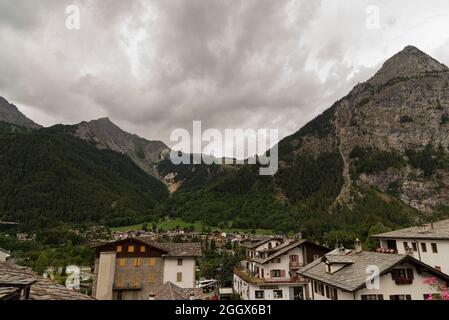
[74,118,170,177]
[0,96,42,129]
[279,45,449,213]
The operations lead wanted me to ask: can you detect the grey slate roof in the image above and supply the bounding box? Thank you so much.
[95,237,202,257]
[373,219,449,240]
[252,239,306,264]
[241,237,276,249]
[153,281,189,300]
[151,282,213,300]
[299,251,449,292]
[0,262,94,300]
[252,239,328,264]
[0,286,21,300]
[156,242,202,257]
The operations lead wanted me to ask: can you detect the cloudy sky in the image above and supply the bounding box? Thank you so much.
[2,0,449,156]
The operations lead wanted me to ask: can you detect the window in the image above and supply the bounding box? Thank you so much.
[421,243,427,253]
[119,258,126,267]
[290,255,298,262]
[140,246,146,253]
[403,242,409,251]
[273,290,283,299]
[148,274,156,283]
[117,245,122,253]
[412,242,418,252]
[271,270,283,277]
[314,281,325,296]
[176,272,183,282]
[323,285,338,300]
[134,258,141,267]
[116,291,123,300]
[390,295,412,301]
[391,268,414,284]
[361,295,384,300]
[128,245,135,253]
[255,291,264,299]
[148,258,156,266]
[177,258,183,266]
[431,243,438,253]
[331,288,338,301]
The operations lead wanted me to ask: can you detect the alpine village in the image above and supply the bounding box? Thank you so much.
[2,46,449,301]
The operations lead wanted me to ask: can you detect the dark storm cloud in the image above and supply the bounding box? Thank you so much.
[2,0,449,155]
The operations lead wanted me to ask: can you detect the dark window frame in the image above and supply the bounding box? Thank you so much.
[431,243,438,253]
[421,243,427,253]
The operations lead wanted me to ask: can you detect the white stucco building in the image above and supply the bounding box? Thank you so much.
[233,237,328,300]
[373,219,449,275]
[299,242,449,300]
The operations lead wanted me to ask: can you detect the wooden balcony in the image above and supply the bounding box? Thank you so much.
[234,267,306,285]
[289,261,303,269]
[394,277,413,285]
[113,282,142,290]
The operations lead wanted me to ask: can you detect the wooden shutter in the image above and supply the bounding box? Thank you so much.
[406,269,414,280]
[281,270,286,277]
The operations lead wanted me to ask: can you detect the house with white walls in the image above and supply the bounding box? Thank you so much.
[299,241,449,300]
[372,219,449,275]
[233,237,328,300]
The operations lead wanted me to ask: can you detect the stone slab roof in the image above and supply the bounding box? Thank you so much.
[0,262,94,300]
[151,282,215,300]
[95,237,202,257]
[153,281,189,300]
[0,286,21,300]
[155,242,202,257]
[241,237,276,249]
[373,219,449,240]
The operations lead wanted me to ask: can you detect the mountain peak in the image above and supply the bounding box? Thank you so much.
[0,96,42,129]
[368,45,448,86]
[91,117,114,125]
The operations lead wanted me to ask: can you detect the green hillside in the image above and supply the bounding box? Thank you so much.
[0,130,169,229]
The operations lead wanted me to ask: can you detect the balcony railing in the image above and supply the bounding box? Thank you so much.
[113,282,142,290]
[234,267,306,285]
[394,277,413,285]
[289,261,303,268]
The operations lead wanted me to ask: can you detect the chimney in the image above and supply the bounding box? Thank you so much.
[355,238,362,254]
